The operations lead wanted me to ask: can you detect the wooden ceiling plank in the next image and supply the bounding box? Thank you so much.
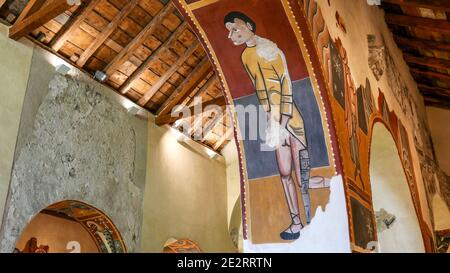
[104,3,176,76]
[76,0,139,67]
[119,22,189,94]
[155,96,226,126]
[137,41,198,106]
[157,57,212,116]
[9,0,76,40]
[382,0,450,13]
[385,13,450,35]
[214,126,234,151]
[411,68,450,83]
[51,0,98,52]
[394,36,450,52]
[404,53,450,71]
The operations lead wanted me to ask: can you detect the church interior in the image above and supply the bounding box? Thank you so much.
[0,0,449,253]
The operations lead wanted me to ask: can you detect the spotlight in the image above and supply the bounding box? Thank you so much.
[55,64,71,75]
[205,147,219,160]
[94,70,107,82]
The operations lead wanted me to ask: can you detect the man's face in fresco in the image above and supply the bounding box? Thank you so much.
[225,18,255,46]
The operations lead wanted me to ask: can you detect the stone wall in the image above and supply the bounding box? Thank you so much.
[0,70,147,252]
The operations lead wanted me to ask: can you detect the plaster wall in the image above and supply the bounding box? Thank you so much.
[370,123,424,253]
[426,107,450,177]
[141,121,235,252]
[0,23,33,225]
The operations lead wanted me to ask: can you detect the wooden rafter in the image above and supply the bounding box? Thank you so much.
[104,3,176,76]
[155,96,226,126]
[418,84,450,97]
[394,36,450,52]
[201,111,225,142]
[411,69,450,83]
[382,0,450,13]
[0,0,6,9]
[9,0,77,40]
[157,57,212,116]
[185,76,217,106]
[214,126,234,150]
[385,13,450,35]
[403,54,450,71]
[15,0,47,23]
[50,0,98,52]
[119,22,189,94]
[137,41,199,107]
[424,96,450,109]
[76,0,139,67]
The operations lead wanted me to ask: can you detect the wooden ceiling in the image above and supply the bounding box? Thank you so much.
[381,0,450,109]
[0,0,232,152]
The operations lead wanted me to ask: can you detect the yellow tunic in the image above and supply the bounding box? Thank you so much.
[241,45,307,147]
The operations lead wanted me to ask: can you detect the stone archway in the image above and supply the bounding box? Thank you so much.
[369,122,425,252]
[14,200,126,253]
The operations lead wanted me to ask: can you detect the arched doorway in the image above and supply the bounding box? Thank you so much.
[369,122,425,252]
[14,200,126,253]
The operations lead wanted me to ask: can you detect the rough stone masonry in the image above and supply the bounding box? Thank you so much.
[0,74,143,252]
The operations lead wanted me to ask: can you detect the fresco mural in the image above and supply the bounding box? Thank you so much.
[174,0,341,247]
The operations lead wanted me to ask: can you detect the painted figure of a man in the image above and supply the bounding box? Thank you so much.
[224,11,311,240]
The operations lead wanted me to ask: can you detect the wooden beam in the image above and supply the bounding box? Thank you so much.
[185,76,217,106]
[418,84,450,96]
[155,96,226,126]
[404,53,450,71]
[50,0,98,52]
[104,3,176,75]
[201,111,224,142]
[385,13,450,35]
[394,36,450,52]
[137,41,198,107]
[76,0,139,67]
[15,0,47,23]
[424,96,450,109]
[214,126,234,150]
[411,69,450,83]
[382,0,450,13]
[119,22,189,94]
[9,0,75,40]
[0,0,6,9]
[157,58,212,116]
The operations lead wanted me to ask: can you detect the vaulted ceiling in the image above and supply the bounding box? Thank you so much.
[381,0,450,109]
[0,0,232,152]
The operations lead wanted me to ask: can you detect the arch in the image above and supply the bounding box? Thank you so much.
[368,121,425,252]
[14,200,126,253]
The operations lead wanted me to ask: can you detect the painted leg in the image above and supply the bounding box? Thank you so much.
[300,149,312,224]
[291,136,312,224]
[276,139,302,240]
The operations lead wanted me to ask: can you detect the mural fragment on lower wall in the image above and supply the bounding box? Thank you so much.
[174,0,346,252]
[44,201,126,253]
